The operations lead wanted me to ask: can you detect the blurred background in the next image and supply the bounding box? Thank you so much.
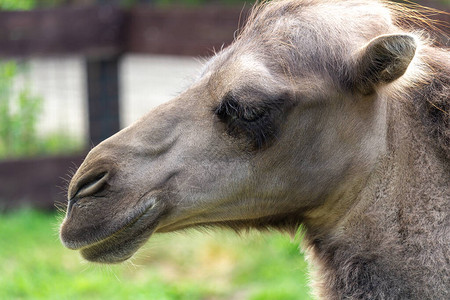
[0,0,447,299]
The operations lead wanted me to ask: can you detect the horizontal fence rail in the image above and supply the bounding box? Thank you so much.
[0,155,85,210]
[0,6,248,58]
[0,2,447,59]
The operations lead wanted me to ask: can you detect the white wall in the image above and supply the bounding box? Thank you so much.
[120,55,203,127]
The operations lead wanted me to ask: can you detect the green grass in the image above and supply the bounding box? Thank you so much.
[0,209,313,300]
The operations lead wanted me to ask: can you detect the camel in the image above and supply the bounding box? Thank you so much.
[60,1,449,298]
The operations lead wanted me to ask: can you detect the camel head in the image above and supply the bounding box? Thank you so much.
[60,0,417,263]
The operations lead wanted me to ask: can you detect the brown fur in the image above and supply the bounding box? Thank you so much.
[60,1,449,298]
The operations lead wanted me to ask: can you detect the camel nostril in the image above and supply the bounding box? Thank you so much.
[71,171,109,200]
[67,171,109,215]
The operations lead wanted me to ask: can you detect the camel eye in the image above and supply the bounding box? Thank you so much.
[214,95,282,149]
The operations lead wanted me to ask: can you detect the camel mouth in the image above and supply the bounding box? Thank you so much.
[61,196,164,264]
[79,210,158,263]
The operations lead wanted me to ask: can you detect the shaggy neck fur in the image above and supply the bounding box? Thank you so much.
[302,48,449,299]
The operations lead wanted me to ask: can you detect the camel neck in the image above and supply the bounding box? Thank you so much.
[303,89,449,299]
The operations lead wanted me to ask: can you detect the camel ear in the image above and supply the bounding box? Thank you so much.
[354,34,417,95]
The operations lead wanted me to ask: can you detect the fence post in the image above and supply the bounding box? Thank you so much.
[86,55,121,146]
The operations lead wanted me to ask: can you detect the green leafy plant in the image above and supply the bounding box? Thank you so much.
[0,61,42,157]
[0,61,83,159]
[0,0,69,10]
[0,0,35,10]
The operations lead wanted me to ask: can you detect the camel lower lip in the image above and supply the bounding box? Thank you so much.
[79,204,151,250]
[78,200,161,263]
[60,195,161,263]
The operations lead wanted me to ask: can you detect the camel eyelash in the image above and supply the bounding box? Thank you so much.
[215,96,265,122]
[214,94,286,149]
